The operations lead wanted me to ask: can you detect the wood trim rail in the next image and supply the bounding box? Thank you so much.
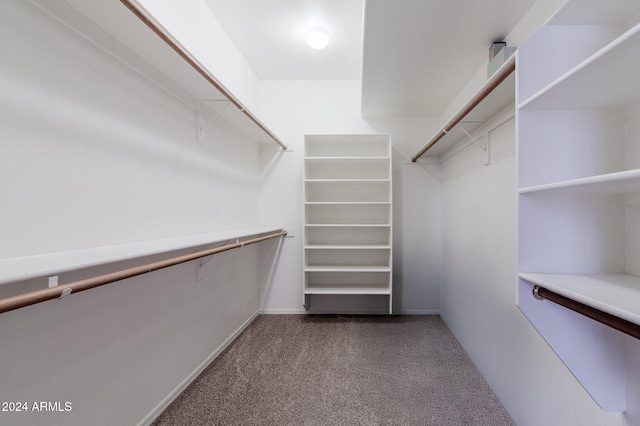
[533,285,640,340]
[120,0,287,151]
[0,231,287,315]
[411,55,515,162]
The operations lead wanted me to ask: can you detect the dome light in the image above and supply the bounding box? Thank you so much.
[307,28,330,49]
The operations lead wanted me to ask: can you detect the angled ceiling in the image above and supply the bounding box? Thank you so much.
[199,0,536,117]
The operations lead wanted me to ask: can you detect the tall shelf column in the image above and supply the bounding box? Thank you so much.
[303,134,393,313]
[516,0,640,412]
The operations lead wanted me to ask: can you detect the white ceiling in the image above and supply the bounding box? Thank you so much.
[201,0,364,80]
[362,0,535,116]
[202,0,535,117]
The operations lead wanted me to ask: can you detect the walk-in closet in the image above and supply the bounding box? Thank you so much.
[2,1,640,425]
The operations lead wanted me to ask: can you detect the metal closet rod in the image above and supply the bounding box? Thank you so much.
[0,231,287,315]
[411,55,516,162]
[119,0,287,151]
[533,285,640,340]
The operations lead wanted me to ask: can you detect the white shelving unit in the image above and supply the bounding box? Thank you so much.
[516,0,640,412]
[0,227,284,286]
[303,134,393,313]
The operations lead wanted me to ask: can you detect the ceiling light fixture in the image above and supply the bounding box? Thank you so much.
[307,27,330,49]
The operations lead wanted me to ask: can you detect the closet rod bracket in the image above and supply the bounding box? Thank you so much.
[197,238,238,279]
[459,126,490,166]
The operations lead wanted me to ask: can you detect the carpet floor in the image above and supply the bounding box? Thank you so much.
[152,315,514,426]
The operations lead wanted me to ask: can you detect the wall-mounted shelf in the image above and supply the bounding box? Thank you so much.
[411,55,515,161]
[519,273,640,326]
[31,0,285,149]
[0,227,284,287]
[519,22,640,110]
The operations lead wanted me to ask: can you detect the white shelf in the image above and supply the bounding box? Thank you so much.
[32,0,284,147]
[304,285,391,295]
[305,202,391,205]
[519,272,640,326]
[305,179,391,182]
[547,0,640,25]
[304,224,390,228]
[519,169,640,195]
[305,245,390,250]
[304,157,390,161]
[305,180,391,203]
[0,227,283,286]
[519,22,640,110]
[304,265,391,272]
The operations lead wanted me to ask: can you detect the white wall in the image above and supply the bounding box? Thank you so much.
[257,80,441,314]
[0,2,275,425]
[1,3,263,258]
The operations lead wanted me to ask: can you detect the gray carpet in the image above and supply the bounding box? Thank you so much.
[152,315,514,426]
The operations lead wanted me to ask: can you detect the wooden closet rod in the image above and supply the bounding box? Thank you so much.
[0,231,287,315]
[533,285,640,340]
[120,0,287,151]
[411,55,516,162]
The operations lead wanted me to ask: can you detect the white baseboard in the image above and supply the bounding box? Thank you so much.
[138,310,260,426]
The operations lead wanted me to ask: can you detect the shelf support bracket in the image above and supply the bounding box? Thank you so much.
[459,126,490,166]
[197,100,231,143]
[196,238,238,280]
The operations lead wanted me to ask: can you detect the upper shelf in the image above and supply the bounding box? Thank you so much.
[548,0,640,25]
[32,0,285,149]
[412,55,515,161]
[519,22,640,110]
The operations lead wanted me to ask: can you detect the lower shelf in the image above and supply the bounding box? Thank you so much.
[304,284,391,295]
[517,274,633,412]
[519,272,640,326]
[304,269,391,296]
[305,265,390,272]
